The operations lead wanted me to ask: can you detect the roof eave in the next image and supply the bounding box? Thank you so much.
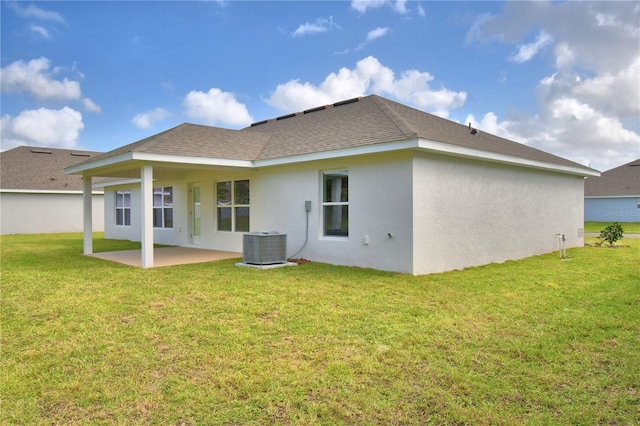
[254,139,420,168]
[585,194,640,198]
[64,136,599,178]
[416,138,600,177]
[255,137,600,177]
[65,152,135,175]
[65,152,254,176]
[0,188,104,194]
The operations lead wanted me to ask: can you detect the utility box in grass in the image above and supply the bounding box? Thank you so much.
[242,232,287,265]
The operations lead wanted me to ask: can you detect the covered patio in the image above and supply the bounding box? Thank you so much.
[89,247,241,268]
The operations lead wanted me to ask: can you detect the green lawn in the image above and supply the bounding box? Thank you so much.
[585,221,640,234]
[2,233,639,425]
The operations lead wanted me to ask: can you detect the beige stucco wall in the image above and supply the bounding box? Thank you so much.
[102,153,415,272]
[0,191,104,235]
[412,153,585,275]
[100,152,586,275]
[251,152,414,273]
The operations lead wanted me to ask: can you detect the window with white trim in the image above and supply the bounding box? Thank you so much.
[216,179,250,232]
[115,190,131,226]
[153,186,173,228]
[322,170,348,237]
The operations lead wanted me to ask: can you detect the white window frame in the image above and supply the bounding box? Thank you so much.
[322,170,349,238]
[153,186,174,229]
[216,179,250,232]
[115,190,131,227]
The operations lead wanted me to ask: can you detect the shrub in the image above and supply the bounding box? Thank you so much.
[599,222,624,246]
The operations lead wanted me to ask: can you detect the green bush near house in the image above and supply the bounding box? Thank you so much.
[598,222,625,246]
[1,233,639,425]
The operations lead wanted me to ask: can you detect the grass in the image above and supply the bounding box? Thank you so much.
[585,221,640,234]
[2,233,639,425]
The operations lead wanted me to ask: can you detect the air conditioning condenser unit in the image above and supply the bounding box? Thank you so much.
[242,232,287,265]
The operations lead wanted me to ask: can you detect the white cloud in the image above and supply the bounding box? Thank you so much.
[468,1,638,73]
[266,56,466,117]
[366,27,389,42]
[463,1,640,171]
[337,27,390,54]
[351,0,408,14]
[29,25,50,39]
[351,0,387,13]
[510,30,553,63]
[292,16,339,37]
[393,0,407,14]
[9,2,64,22]
[82,98,102,113]
[0,57,81,101]
[183,88,253,127]
[131,107,171,129]
[1,107,84,150]
[554,42,575,70]
[572,57,640,118]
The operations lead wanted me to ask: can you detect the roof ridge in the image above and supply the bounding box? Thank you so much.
[368,95,419,139]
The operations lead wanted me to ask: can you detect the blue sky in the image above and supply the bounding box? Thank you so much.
[1,1,638,172]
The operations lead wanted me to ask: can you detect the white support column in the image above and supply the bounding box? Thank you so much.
[141,164,154,268]
[83,175,93,255]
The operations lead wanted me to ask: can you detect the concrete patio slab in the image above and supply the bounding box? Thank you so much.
[89,247,241,267]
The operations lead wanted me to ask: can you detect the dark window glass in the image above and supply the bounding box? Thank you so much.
[218,207,232,231]
[235,207,250,232]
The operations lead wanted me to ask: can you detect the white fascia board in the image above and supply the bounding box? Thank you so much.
[131,152,254,168]
[65,152,254,175]
[0,189,103,195]
[585,195,640,199]
[253,137,599,177]
[93,178,142,188]
[65,152,135,175]
[416,138,601,177]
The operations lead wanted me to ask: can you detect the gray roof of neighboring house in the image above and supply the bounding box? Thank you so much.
[1,146,103,191]
[584,159,640,196]
[71,94,593,173]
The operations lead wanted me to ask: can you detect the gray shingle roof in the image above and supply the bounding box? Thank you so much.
[85,123,270,164]
[71,94,593,174]
[1,146,103,191]
[585,159,640,196]
[246,95,585,169]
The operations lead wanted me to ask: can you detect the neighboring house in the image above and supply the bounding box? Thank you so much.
[1,146,105,235]
[66,95,598,274]
[584,159,640,222]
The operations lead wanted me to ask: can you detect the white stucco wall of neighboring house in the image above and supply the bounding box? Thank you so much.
[584,197,640,222]
[0,191,104,235]
[412,153,585,275]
